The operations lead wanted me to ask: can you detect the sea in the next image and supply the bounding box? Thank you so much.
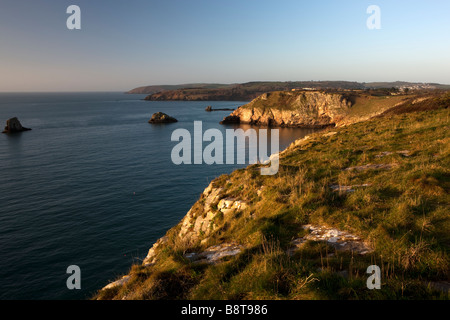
[0,92,318,300]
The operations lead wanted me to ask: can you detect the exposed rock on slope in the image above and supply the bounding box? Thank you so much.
[184,243,244,264]
[2,117,31,133]
[177,182,248,244]
[139,181,249,270]
[220,91,352,128]
[287,225,373,256]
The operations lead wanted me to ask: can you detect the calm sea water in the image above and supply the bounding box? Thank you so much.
[0,92,317,300]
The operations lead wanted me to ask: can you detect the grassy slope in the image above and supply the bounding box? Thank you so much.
[96,101,449,300]
[345,95,407,117]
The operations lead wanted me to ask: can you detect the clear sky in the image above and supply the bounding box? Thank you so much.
[1,0,449,91]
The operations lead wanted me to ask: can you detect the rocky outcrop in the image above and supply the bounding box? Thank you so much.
[177,182,248,244]
[220,91,352,128]
[148,112,178,124]
[2,117,31,134]
[143,236,168,266]
[138,182,249,271]
[287,225,373,256]
[101,276,131,291]
[184,243,244,264]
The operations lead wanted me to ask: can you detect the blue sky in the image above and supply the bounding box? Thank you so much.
[1,0,449,91]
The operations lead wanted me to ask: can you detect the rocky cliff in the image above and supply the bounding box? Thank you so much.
[220,91,353,127]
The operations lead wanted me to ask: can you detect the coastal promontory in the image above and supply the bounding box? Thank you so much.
[219,89,426,128]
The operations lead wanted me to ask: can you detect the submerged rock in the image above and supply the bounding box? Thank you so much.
[2,117,31,133]
[148,112,178,124]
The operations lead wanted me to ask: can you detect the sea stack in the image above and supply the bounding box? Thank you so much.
[2,117,32,134]
[148,112,178,124]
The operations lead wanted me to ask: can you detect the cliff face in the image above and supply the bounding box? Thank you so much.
[221,91,353,128]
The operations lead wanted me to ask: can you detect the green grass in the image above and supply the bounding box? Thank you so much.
[95,104,449,300]
[346,94,407,118]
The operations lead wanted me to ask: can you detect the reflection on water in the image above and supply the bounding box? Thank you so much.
[220,123,320,164]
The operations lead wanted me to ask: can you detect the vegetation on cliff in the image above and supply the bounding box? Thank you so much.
[95,92,449,300]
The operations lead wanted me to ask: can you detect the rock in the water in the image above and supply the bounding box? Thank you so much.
[220,115,241,124]
[206,106,235,112]
[2,117,31,134]
[148,112,178,124]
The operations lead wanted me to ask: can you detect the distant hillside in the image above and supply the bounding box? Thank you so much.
[127,81,450,101]
[126,83,231,94]
[141,81,366,101]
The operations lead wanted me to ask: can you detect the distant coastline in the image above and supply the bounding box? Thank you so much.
[126,80,450,102]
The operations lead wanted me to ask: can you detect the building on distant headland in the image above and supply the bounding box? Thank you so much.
[292,88,316,91]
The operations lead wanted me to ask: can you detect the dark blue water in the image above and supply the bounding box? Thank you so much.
[0,92,317,300]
